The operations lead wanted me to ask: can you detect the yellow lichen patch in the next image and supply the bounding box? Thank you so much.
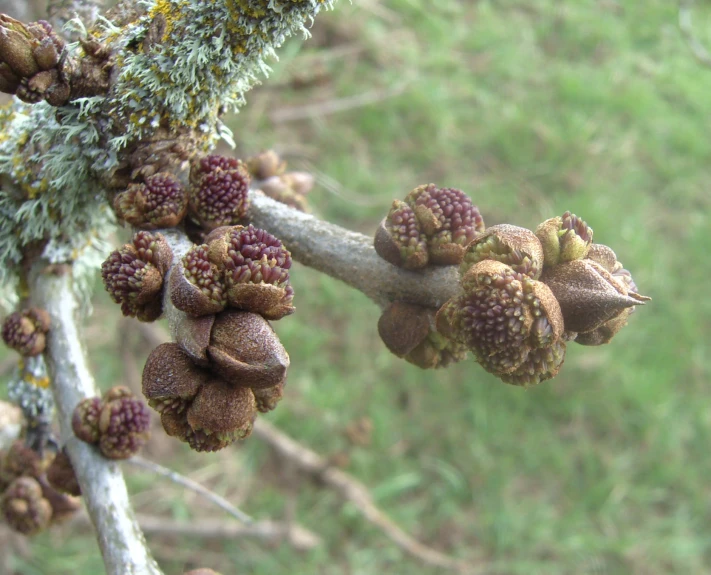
[149,0,188,40]
[25,374,51,389]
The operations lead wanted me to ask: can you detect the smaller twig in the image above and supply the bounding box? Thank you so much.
[70,513,322,551]
[126,455,254,525]
[253,419,478,573]
[679,0,711,67]
[270,83,409,123]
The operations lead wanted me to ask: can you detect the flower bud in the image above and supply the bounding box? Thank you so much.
[170,244,227,317]
[460,224,544,280]
[206,225,294,320]
[535,211,593,267]
[71,397,102,444]
[101,232,172,321]
[97,393,151,459]
[2,307,50,357]
[252,382,284,413]
[0,15,40,79]
[46,448,80,496]
[374,200,429,270]
[113,172,188,229]
[142,343,209,414]
[1,476,52,535]
[406,184,485,265]
[189,157,250,230]
[437,259,565,383]
[245,150,286,180]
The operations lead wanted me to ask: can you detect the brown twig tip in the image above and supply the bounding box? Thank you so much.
[113,173,188,230]
[101,231,173,322]
[1,307,50,356]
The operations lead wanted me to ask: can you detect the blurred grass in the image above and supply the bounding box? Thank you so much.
[4,0,711,573]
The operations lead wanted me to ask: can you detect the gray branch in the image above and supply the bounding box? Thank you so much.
[249,192,461,309]
[30,266,164,575]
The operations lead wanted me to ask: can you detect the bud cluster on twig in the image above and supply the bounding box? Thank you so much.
[375,186,650,385]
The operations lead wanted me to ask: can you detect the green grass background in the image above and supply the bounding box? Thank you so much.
[3,1,711,573]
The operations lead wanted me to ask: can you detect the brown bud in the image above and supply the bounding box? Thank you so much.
[541,259,649,334]
[186,380,256,443]
[461,224,544,279]
[142,343,209,414]
[0,15,40,78]
[207,311,289,389]
[2,476,52,535]
[245,150,286,180]
[377,301,432,358]
[252,382,284,413]
[46,448,80,496]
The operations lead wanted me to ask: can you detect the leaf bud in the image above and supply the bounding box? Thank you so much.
[535,211,593,267]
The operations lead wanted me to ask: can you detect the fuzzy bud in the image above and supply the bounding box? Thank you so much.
[206,225,294,320]
[535,211,593,267]
[113,173,188,229]
[142,343,209,415]
[460,224,544,280]
[1,476,52,535]
[252,383,284,413]
[1,308,50,356]
[170,244,227,317]
[207,311,290,389]
[46,449,80,496]
[374,200,429,270]
[189,158,250,230]
[406,184,485,265]
[97,392,151,460]
[245,150,286,180]
[437,260,564,383]
[71,397,102,444]
[101,232,172,322]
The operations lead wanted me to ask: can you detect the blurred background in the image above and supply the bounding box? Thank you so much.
[2,0,711,573]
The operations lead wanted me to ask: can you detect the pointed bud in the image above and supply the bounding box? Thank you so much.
[541,259,649,334]
[461,224,543,280]
[535,211,593,267]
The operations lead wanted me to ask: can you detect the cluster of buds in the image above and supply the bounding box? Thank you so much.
[113,173,188,230]
[375,183,486,270]
[72,386,151,459]
[245,150,314,212]
[436,212,649,385]
[373,183,649,384]
[101,231,173,321]
[0,16,70,106]
[2,308,50,357]
[188,155,251,230]
[378,302,468,369]
[142,311,288,452]
[0,440,80,535]
[170,224,295,320]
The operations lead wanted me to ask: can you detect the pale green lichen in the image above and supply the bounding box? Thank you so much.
[0,1,336,296]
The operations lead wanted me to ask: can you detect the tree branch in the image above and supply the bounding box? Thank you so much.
[158,192,461,310]
[253,419,477,573]
[30,265,164,575]
[679,0,711,67]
